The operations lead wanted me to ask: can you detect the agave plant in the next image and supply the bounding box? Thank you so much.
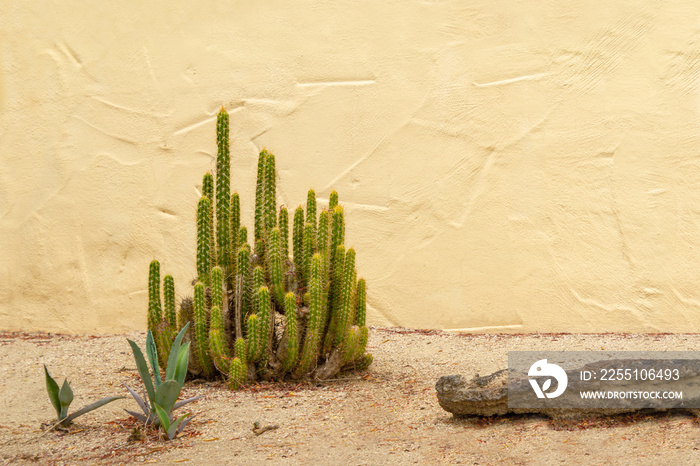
[124,323,201,440]
[44,365,124,429]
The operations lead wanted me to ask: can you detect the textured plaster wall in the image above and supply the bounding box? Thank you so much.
[2,2,700,333]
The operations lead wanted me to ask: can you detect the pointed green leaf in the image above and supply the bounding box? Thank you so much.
[58,379,73,419]
[165,323,189,382]
[166,414,189,440]
[44,365,61,419]
[154,380,181,416]
[153,403,171,434]
[127,339,155,407]
[61,396,125,426]
[173,342,190,388]
[146,330,161,389]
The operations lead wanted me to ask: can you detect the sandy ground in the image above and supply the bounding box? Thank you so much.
[1,327,700,465]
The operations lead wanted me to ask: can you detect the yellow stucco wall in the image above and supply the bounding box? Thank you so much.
[2,2,700,333]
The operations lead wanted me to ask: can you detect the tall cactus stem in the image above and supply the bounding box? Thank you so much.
[264,151,277,231]
[295,254,323,376]
[211,266,224,313]
[254,150,267,245]
[194,282,214,377]
[163,274,176,328]
[329,190,339,211]
[281,292,298,373]
[196,196,213,286]
[256,286,273,359]
[202,172,216,266]
[246,314,262,363]
[230,192,241,281]
[354,278,367,327]
[237,244,252,324]
[216,108,231,273]
[234,337,247,365]
[266,227,285,307]
[148,260,162,336]
[292,206,305,287]
[303,222,316,292]
[278,206,289,259]
[306,189,317,230]
[209,305,231,373]
[228,357,247,390]
[334,248,356,347]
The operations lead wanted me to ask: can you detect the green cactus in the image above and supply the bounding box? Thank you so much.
[329,190,339,211]
[177,297,193,333]
[216,108,231,273]
[237,244,251,323]
[306,189,317,229]
[228,357,247,390]
[211,266,224,312]
[163,274,176,328]
[281,292,298,373]
[246,314,262,363]
[202,172,216,266]
[278,206,289,259]
[209,305,231,373]
[254,150,268,253]
[148,115,371,388]
[264,151,277,232]
[354,325,370,362]
[335,248,356,347]
[230,192,240,279]
[318,210,330,259]
[266,227,285,307]
[196,196,213,286]
[303,222,316,291]
[292,206,305,287]
[148,260,162,336]
[295,254,323,376]
[193,282,213,377]
[354,278,366,327]
[256,285,273,359]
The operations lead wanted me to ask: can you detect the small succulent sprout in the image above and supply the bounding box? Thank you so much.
[44,365,124,428]
[124,323,200,438]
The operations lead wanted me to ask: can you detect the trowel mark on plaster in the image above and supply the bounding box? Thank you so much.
[567,286,658,330]
[71,115,138,145]
[670,287,700,327]
[557,12,653,95]
[472,73,547,88]
[662,47,700,95]
[173,114,218,136]
[91,96,171,120]
[296,79,376,88]
[448,147,496,229]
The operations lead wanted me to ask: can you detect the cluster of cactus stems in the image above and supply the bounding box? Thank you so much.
[147,108,372,388]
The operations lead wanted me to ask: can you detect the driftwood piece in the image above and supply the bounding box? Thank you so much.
[436,360,700,420]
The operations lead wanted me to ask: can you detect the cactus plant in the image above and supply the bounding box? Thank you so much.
[146,108,372,389]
